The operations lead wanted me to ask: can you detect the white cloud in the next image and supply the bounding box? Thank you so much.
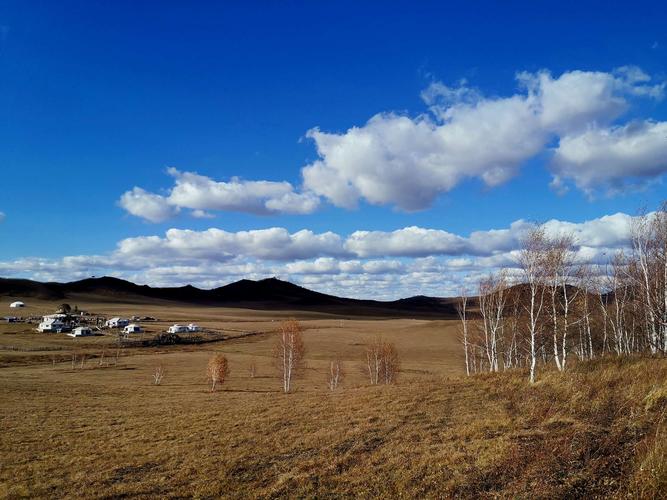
[166,168,319,215]
[551,121,667,194]
[116,227,347,262]
[0,211,5,222]
[118,188,177,223]
[119,168,320,222]
[117,67,664,219]
[284,257,403,275]
[191,209,215,219]
[0,211,642,299]
[345,226,469,257]
[302,67,664,209]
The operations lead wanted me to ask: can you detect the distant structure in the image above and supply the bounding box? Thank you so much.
[167,324,188,334]
[122,323,142,334]
[187,323,201,332]
[38,317,67,333]
[105,317,129,328]
[9,301,25,308]
[69,326,93,337]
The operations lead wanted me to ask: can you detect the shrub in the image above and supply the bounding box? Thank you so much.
[207,354,229,392]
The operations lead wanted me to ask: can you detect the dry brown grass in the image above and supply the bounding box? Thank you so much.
[1,298,666,498]
[1,354,665,498]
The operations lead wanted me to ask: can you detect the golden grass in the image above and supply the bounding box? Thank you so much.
[1,298,666,498]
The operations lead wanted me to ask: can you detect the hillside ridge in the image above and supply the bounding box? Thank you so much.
[0,276,457,317]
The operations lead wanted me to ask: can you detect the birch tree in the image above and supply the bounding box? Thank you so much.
[519,226,547,383]
[478,272,507,372]
[457,290,471,376]
[328,358,344,391]
[273,319,305,393]
[365,337,400,384]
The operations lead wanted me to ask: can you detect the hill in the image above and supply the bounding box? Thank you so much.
[0,276,457,318]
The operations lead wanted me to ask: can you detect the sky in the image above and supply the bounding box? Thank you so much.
[1,1,666,299]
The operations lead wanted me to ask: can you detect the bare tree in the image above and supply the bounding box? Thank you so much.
[631,204,667,353]
[207,354,229,392]
[457,290,471,376]
[608,252,631,355]
[503,286,523,370]
[576,265,596,361]
[273,319,305,393]
[380,341,400,384]
[365,337,400,385]
[328,358,344,391]
[519,226,548,383]
[478,272,507,372]
[153,364,165,385]
[365,337,383,384]
[543,234,579,371]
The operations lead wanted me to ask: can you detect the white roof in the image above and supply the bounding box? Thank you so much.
[10,301,25,307]
[41,317,64,324]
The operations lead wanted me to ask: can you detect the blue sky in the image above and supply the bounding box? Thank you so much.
[1,1,666,298]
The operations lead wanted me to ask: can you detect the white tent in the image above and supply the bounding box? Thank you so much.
[69,327,93,337]
[168,324,188,334]
[122,323,142,334]
[9,301,25,308]
[105,317,129,328]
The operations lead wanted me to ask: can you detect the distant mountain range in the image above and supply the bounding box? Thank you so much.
[0,276,458,318]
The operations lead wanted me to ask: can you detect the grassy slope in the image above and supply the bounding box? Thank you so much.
[1,355,666,499]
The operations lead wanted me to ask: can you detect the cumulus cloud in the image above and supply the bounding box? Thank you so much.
[302,67,664,209]
[166,168,320,215]
[0,211,641,299]
[116,227,347,262]
[118,188,178,223]
[551,121,667,194]
[284,257,404,275]
[345,226,469,257]
[120,168,319,222]
[118,66,664,219]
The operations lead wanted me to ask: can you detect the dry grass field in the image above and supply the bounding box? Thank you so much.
[1,297,666,498]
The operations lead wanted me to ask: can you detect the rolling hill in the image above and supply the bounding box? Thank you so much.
[0,276,457,318]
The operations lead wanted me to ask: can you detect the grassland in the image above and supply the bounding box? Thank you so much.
[1,298,666,498]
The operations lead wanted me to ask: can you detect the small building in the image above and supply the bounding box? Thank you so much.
[122,323,142,334]
[3,316,18,323]
[187,323,201,332]
[38,318,66,333]
[9,301,25,308]
[68,326,93,337]
[167,324,188,334]
[44,313,68,320]
[105,317,129,328]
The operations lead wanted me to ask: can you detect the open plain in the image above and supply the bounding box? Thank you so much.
[1,296,666,498]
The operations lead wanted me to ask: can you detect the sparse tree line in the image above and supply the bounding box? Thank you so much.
[53,317,401,392]
[459,203,667,383]
[202,319,400,392]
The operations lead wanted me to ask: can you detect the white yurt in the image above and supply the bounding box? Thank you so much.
[10,301,25,308]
